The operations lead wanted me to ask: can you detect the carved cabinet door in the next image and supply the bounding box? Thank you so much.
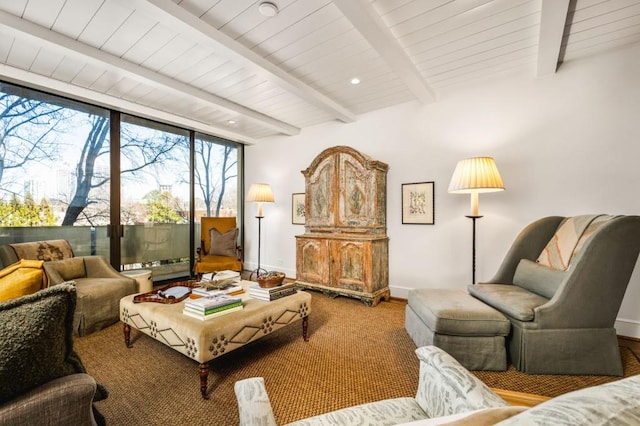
[330,240,369,293]
[305,154,336,228]
[337,153,373,228]
[295,238,329,285]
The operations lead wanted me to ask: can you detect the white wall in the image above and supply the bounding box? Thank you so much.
[244,43,640,338]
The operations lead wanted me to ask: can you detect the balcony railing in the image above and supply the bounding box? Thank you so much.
[0,224,193,282]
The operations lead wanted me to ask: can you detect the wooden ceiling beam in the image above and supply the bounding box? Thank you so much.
[537,0,571,77]
[123,0,356,123]
[0,63,256,144]
[0,10,299,137]
[333,0,436,104]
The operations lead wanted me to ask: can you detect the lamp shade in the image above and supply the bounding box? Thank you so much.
[448,157,505,194]
[246,183,275,203]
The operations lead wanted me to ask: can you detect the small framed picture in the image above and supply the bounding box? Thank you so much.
[292,193,305,225]
[402,182,435,225]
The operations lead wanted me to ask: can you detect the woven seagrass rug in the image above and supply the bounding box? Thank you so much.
[74,291,640,426]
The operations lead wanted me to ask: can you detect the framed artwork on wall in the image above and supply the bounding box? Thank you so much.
[292,193,305,225]
[402,182,435,225]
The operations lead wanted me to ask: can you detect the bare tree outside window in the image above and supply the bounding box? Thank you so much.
[194,137,238,218]
[0,82,241,280]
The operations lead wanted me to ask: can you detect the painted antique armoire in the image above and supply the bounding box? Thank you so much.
[295,146,389,306]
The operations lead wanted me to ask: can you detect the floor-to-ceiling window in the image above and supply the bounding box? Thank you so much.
[0,82,111,256]
[0,81,243,278]
[119,115,191,280]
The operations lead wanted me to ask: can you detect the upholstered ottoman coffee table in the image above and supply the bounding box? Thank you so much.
[119,280,311,398]
[405,288,510,371]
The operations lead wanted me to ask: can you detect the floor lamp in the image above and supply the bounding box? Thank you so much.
[247,183,274,280]
[448,157,504,284]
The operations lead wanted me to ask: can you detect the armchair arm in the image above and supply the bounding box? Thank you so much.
[234,377,277,426]
[80,256,130,280]
[42,263,66,285]
[0,373,97,426]
[414,346,507,418]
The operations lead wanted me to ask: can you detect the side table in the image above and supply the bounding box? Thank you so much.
[122,269,153,293]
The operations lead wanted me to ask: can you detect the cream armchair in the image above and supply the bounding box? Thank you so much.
[235,345,640,426]
[235,346,514,426]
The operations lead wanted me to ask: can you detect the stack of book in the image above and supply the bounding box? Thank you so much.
[248,283,297,301]
[183,294,243,320]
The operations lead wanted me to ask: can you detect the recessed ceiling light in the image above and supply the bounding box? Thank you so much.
[258,2,279,17]
[227,120,236,125]
[350,77,361,85]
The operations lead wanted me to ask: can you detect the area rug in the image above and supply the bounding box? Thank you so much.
[473,346,640,397]
[74,291,640,425]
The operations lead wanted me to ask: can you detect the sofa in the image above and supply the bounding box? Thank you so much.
[406,215,640,375]
[235,345,640,425]
[0,239,138,336]
[0,283,106,425]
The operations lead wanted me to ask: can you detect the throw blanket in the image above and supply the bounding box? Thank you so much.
[9,240,74,262]
[537,215,608,270]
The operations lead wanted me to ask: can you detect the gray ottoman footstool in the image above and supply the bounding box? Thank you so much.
[405,288,510,371]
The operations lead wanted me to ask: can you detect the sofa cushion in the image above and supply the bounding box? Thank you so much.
[414,346,508,418]
[468,284,549,322]
[209,227,238,257]
[512,259,565,299]
[408,289,510,336]
[0,283,106,402]
[398,406,527,425]
[0,259,47,302]
[496,374,640,425]
[286,397,426,425]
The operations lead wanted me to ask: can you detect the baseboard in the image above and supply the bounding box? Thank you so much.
[243,263,295,278]
[615,318,640,339]
[389,285,411,300]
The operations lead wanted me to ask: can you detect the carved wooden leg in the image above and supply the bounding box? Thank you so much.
[199,363,209,399]
[123,323,132,348]
[302,316,309,342]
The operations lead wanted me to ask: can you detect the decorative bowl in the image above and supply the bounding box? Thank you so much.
[256,272,286,288]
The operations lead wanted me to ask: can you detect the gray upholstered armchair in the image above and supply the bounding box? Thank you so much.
[469,215,640,375]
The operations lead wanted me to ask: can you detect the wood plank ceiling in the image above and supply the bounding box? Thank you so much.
[0,0,638,144]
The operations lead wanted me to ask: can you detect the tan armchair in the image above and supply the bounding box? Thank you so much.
[43,255,137,336]
[0,239,137,336]
[194,217,242,275]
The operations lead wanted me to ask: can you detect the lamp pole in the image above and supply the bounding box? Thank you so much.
[250,215,267,280]
[246,183,274,280]
[466,215,482,284]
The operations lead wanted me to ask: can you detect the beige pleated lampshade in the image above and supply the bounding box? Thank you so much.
[448,157,505,194]
[246,183,275,203]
